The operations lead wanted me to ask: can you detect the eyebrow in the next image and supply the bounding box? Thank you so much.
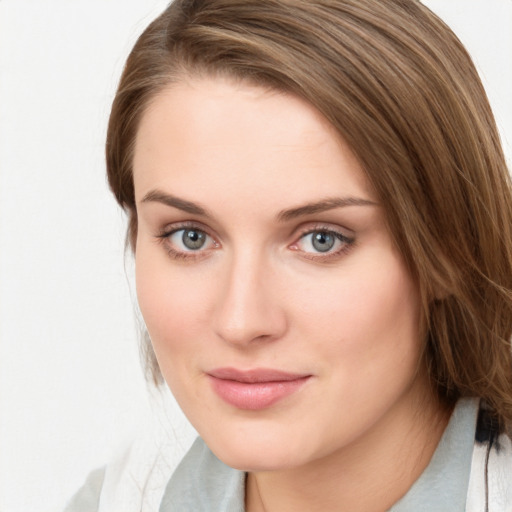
[277,196,377,221]
[141,189,376,220]
[141,190,210,216]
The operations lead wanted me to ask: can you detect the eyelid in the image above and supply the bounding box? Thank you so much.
[156,219,212,236]
[291,222,355,241]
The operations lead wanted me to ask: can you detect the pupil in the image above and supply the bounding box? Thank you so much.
[312,231,335,252]
[183,230,206,250]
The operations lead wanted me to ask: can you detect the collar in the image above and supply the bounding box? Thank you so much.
[389,397,479,512]
[160,398,480,511]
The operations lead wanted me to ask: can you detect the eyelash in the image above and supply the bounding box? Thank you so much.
[155,223,355,262]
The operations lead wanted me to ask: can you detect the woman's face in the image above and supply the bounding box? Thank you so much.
[133,77,430,471]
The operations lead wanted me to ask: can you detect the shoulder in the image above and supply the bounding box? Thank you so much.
[63,467,105,512]
[63,437,244,512]
[466,407,512,512]
[62,427,183,512]
[159,437,245,511]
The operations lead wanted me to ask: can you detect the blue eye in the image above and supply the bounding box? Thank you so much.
[169,228,211,251]
[297,230,352,255]
[310,231,336,252]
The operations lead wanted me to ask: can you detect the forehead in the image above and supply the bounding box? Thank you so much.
[132,77,374,207]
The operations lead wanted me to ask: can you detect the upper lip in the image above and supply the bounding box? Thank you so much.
[208,367,310,383]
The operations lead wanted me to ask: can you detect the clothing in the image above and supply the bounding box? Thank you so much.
[64,398,512,511]
[63,468,105,512]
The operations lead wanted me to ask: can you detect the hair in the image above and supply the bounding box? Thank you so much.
[106,0,512,431]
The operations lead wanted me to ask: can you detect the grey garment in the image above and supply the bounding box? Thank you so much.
[389,397,478,512]
[159,438,245,512]
[63,466,106,512]
[160,398,479,511]
[64,398,479,511]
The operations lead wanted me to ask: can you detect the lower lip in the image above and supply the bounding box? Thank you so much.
[208,376,311,410]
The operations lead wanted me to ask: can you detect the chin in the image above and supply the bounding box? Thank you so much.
[198,421,314,472]
[213,444,303,472]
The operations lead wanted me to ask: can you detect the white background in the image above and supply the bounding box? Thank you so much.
[0,1,511,511]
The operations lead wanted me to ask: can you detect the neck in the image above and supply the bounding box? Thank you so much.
[246,385,451,512]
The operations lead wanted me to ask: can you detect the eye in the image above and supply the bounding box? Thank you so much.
[168,228,213,251]
[308,231,337,252]
[293,229,354,256]
[155,224,219,261]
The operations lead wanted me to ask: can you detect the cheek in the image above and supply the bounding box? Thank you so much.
[293,253,421,368]
[135,248,215,358]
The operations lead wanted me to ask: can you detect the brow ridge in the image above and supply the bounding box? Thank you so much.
[141,190,209,216]
[277,197,377,221]
[141,190,375,220]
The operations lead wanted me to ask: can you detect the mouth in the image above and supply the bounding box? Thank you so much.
[207,367,312,410]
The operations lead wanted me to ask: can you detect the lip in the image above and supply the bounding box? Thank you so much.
[207,367,311,410]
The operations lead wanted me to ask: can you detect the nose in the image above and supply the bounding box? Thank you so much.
[213,250,287,347]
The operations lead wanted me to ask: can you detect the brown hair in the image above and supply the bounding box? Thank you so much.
[106,0,512,430]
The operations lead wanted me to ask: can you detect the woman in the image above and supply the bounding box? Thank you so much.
[66,0,512,510]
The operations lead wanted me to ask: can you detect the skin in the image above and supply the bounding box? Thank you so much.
[133,77,450,511]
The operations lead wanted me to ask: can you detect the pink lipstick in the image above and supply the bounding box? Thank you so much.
[207,368,311,410]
